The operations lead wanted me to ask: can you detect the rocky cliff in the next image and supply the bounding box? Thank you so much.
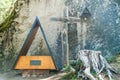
[0,0,120,71]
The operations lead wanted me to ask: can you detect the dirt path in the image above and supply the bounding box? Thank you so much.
[0,71,67,80]
[40,72,67,80]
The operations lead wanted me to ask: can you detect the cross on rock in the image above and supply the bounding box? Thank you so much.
[51,7,81,65]
[51,17,81,23]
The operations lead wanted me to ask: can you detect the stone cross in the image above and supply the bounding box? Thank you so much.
[51,7,81,65]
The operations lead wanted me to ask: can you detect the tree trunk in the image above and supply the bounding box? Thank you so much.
[76,50,116,80]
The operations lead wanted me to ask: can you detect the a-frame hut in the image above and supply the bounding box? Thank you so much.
[13,17,60,71]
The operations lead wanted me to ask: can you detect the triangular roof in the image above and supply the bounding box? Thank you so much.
[81,7,91,18]
[13,16,58,69]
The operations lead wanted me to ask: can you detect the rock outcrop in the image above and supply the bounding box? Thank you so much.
[0,0,120,71]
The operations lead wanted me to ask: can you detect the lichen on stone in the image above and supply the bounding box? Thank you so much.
[0,0,19,32]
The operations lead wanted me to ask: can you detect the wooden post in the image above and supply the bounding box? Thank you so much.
[61,7,69,65]
[77,12,81,50]
[65,7,69,65]
[61,26,64,65]
[62,27,67,65]
[62,23,69,65]
[82,21,87,49]
[65,20,69,65]
[66,43,69,65]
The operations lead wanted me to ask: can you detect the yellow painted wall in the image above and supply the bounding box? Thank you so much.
[14,56,56,70]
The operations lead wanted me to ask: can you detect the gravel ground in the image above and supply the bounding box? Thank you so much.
[0,71,21,80]
[0,71,67,80]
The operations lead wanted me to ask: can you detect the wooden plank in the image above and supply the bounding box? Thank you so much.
[14,56,56,70]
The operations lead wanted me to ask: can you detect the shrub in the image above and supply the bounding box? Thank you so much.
[106,56,117,63]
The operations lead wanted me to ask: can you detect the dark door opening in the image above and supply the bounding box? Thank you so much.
[68,23,78,60]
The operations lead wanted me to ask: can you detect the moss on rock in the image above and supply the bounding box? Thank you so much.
[0,0,19,32]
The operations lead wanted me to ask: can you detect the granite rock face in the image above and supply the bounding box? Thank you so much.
[64,0,120,57]
[0,0,120,71]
